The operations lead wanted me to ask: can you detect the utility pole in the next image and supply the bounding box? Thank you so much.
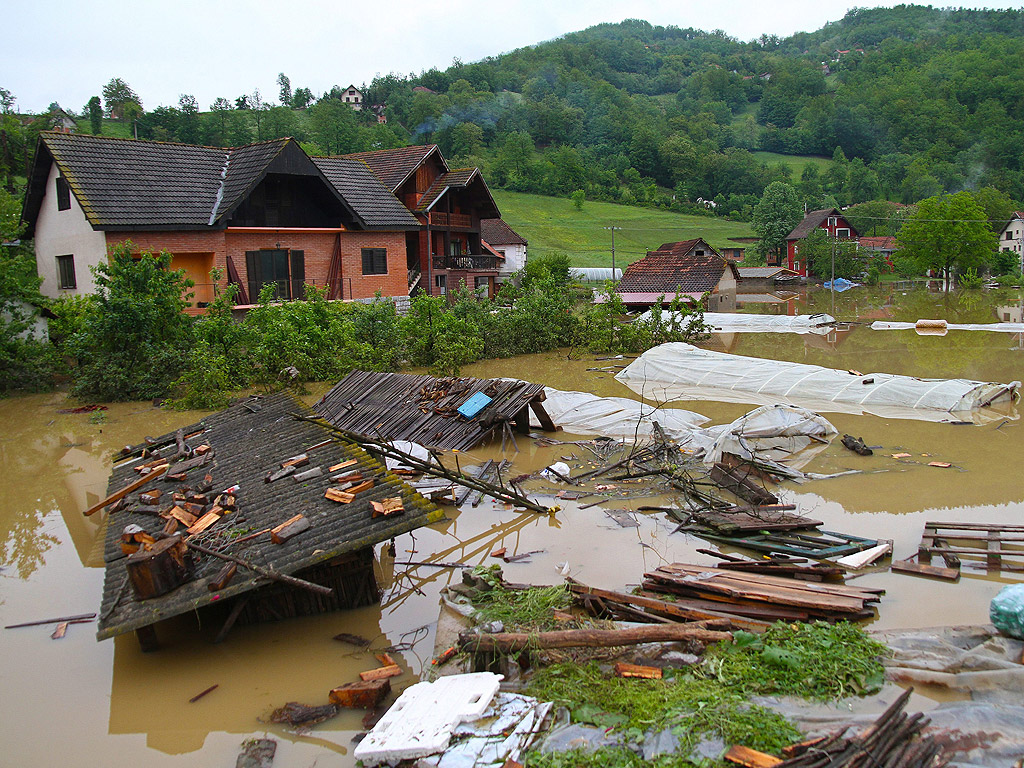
[603,226,621,279]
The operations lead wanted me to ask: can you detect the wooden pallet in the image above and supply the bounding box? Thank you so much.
[916,522,1024,573]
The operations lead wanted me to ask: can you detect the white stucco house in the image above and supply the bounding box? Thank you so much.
[481,218,528,282]
[998,211,1024,273]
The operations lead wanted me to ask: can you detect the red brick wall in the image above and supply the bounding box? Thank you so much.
[106,229,410,302]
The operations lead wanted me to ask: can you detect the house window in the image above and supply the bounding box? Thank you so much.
[695,250,705,256]
[474,276,489,296]
[1006,232,1013,240]
[448,240,463,257]
[56,176,71,211]
[827,217,837,227]
[435,274,447,295]
[245,249,304,301]
[361,248,388,275]
[836,228,850,238]
[56,254,76,289]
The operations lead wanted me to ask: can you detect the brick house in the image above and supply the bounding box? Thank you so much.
[784,208,859,277]
[343,145,502,298]
[21,132,423,311]
[611,239,739,310]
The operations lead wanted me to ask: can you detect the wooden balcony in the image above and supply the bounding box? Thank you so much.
[428,212,472,229]
[432,254,500,272]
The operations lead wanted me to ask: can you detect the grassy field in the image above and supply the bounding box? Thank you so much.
[752,151,832,178]
[492,190,755,268]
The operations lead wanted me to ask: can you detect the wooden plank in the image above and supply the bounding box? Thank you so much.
[271,514,310,544]
[84,464,168,516]
[614,662,662,679]
[645,572,869,614]
[359,664,402,682]
[891,559,960,581]
[926,522,1024,532]
[186,511,222,535]
[724,745,783,768]
[329,678,391,709]
[654,564,884,598]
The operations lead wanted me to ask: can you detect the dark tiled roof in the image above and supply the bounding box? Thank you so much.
[617,240,735,294]
[41,132,231,227]
[415,169,479,212]
[314,371,547,452]
[856,236,897,250]
[96,393,443,641]
[480,218,527,246]
[215,140,290,222]
[341,144,444,192]
[313,157,419,228]
[786,208,842,240]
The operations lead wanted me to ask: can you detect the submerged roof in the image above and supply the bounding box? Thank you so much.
[617,240,737,295]
[341,144,445,192]
[96,393,443,641]
[314,371,548,452]
[21,132,418,234]
[481,218,527,246]
[737,266,799,279]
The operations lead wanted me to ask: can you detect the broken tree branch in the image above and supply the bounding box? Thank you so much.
[185,542,333,597]
[458,623,732,653]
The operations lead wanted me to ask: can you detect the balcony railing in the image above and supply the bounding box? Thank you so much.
[428,212,472,228]
[432,254,500,272]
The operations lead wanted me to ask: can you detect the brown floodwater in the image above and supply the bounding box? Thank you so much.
[1,286,1022,767]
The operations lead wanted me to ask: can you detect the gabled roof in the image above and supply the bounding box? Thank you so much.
[341,144,445,192]
[21,132,417,235]
[312,157,419,228]
[481,218,527,246]
[786,208,856,240]
[856,236,897,250]
[414,168,499,218]
[617,240,738,295]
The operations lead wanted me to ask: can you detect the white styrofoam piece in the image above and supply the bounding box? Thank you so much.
[354,672,503,765]
[836,542,892,569]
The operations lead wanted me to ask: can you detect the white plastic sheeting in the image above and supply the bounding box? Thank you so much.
[531,387,835,472]
[638,311,837,335]
[531,387,708,441]
[615,342,1020,423]
[871,320,1024,333]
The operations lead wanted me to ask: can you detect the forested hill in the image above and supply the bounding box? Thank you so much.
[9,5,1024,223]
[356,4,1024,217]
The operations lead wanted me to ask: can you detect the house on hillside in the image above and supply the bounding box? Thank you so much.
[998,212,1024,273]
[342,85,363,110]
[481,218,527,283]
[611,239,739,311]
[784,208,858,277]
[21,132,420,311]
[47,107,78,133]
[343,144,502,298]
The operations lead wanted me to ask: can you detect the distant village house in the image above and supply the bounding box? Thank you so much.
[611,238,739,311]
[784,208,859,277]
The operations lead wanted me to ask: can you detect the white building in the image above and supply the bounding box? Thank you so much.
[998,211,1024,272]
[481,218,527,282]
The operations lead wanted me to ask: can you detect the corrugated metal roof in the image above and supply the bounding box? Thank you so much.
[96,393,442,641]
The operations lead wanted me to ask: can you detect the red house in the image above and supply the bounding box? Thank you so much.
[784,208,858,277]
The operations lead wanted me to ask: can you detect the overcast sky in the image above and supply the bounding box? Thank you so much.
[5,0,1022,114]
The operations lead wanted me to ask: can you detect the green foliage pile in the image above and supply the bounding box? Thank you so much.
[526,662,800,756]
[469,566,572,632]
[703,621,888,700]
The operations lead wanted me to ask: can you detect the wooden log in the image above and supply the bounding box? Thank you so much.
[84,464,168,516]
[126,535,191,600]
[168,506,198,526]
[185,541,333,597]
[724,745,783,768]
[271,514,310,544]
[207,563,237,591]
[329,678,391,709]
[265,465,297,483]
[459,624,732,654]
[614,662,662,679]
[358,664,402,682]
[293,467,323,482]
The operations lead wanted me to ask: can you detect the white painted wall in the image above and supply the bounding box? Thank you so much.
[34,163,107,298]
[496,243,527,277]
[999,216,1024,272]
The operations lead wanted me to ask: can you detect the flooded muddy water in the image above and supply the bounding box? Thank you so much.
[1,286,1022,767]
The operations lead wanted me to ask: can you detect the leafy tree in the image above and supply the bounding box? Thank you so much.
[277,73,292,106]
[102,78,141,119]
[292,87,315,109]
[571,189,585,211]
[86,96,102,134]
[752,181,802,262]
[234,94,249,110]
[307,98,360,154]
[66,243,194,400]
[178,94,200,143]
[896,191,997,289]
[801,228,863,280]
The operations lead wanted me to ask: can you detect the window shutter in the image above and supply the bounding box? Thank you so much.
[375,249,387,274]
[290,250,305,300]
[246,251,260,302]
[56,176,71,211]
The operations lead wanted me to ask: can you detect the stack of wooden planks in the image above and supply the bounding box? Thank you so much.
[642,563,883,623]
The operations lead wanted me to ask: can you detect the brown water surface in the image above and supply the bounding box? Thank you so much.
[1,286,1022,766]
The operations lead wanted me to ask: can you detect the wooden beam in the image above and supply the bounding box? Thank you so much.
[84,464,168,516]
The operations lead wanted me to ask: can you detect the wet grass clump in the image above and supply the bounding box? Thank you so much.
[527,747,694,768]
[524,662,800,756]
[701,621,889,700]
[469,566,572,631]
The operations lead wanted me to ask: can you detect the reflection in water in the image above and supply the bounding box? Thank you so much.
[0,287,1023,767]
